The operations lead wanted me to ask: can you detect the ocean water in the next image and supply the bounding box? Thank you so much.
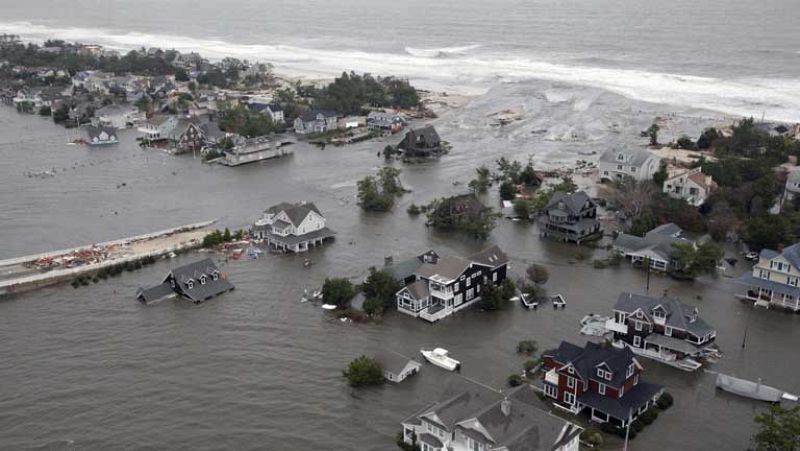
[1,0,799,121]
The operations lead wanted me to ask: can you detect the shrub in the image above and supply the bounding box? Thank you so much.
[343,355,384,387]
[507,374,523,387]
[71,279,80,288]
[517,340,538,356]
[581,430,604,448]
[407,203,421,216]
[523,359,540,372]
[640,408,658,425]
[631,419,644,433]
[322,277,356,308]
[574,247,591,261]
[396,431,420,451]
[600,422,619,435]
[656,392,674,410]
[592,259,608,269]
[362,297,385,317]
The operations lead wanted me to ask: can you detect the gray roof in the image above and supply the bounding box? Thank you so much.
[85,125,117,140]
[543,341,636,389]
[136,282,175,304]
[404,280,430,300]
[416,255,471,281]
[374,351,419,375]
[786,171,800,185]
[599,148,657,166]
[469,245,509,268]
[614,292,715,337]
[169,258,235,303]
[96,103,135,116]
[647,223,682,238]
[578,381,663,421]
[417,433,443,448]
[614,223,687,261]
[147,114,175,126]
[777,243,800,269]
[545,191,594,215]
[414,385,580,451]
[299,109,337,122]
[272,219,291,229]
[267,202,323,227]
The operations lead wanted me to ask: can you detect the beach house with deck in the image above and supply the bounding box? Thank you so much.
[613,223,690,272]
[598,148,662,182]
[538,191,601,244]
[251,201,335,253]
[541,341,664,429]
[736,243,800,311]
[395,245,508,322]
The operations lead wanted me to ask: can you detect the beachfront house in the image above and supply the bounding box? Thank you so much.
[662,166,717,207]
[218,137,292,166]
[398,125,441,157]
[374,351,421,383]
[136,258,235,304]
[367,111,404,133]
[251,201,336,253]
[395,245,508,323]
[598,148,662,182]
[293,109,338,134]
[538,191,601,244]
[138,114,179,141]
[84,125,119,145]
[613,223,691,272]
[248,101,284,124]
[95,103,144,128]
[401,385,583,451]
[383,250,442,286]
[736,243,800,311]
[606,292,718,366]
[541,341,664,429]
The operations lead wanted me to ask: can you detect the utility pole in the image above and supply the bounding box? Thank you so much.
[645,256,651,294]
[623,408,633,451]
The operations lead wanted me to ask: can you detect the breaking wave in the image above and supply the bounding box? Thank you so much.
[2,21,799,122]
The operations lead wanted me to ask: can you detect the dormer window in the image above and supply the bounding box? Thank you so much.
[200,275,207,285]
[186,280,194,289]
[212,271,219,281]
[597,368,612,381]
[567,366,573,374]
[617,153,625,161]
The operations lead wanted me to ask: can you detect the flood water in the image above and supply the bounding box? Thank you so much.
[1,103,799,450]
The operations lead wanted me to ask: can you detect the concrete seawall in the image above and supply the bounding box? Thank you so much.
[0,220,215,296]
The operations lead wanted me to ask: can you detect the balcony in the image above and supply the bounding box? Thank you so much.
[419,303,450,322]
[605,319,628,334]
[545,368,560,385]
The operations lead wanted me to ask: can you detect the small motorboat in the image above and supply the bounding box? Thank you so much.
[509,296,521,302]
[520,293,539,309]
[420,348,461,371]
[552,294,566,309]
[321,304,337,310]
[716,373,798,403]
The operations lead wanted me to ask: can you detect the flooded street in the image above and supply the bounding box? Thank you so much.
[0,101,798,450]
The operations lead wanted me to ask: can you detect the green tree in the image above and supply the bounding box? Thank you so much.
[343,355,384,387]
[499,181,516,201]
[517,339,538,356]
[38,105,51,116]
[322,277,356,308]
[52,104,69,123]
[499,278,516,300]
[357,167,405,212]
[552,177,578,193]
[697,127,719,150]
[361,267,401,308]
[362,297,385,317]
[671,241,723,278]
[479,280,503,310]
[676,135,695,150]
[513,199,531,219]
[468,165,491,194]
[223,227,232,242]
[752,405,800,451]
[642,123,660,146]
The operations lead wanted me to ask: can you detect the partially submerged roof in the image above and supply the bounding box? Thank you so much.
[169,258,235,302]
[614,292,715,337]
[469,245,509,268]
[374,351,419,375]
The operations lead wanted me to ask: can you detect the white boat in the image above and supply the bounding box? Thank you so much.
[321,304,337,310]
[509,296,520,302]
[715,373,798,403]
[520,293,539,309]
[420,348,461,371]
[552,294,566,309]
[579,314,611,337]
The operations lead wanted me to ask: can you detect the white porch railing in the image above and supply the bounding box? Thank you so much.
[604,319,628,334]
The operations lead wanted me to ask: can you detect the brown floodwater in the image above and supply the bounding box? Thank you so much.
[0,98,797,450]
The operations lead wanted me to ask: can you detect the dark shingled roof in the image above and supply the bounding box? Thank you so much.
[136,282,175,304]
[85,125,118,141]
[404,280,430,300]
[578,381,663,421]
[267,202,323,228]
[545,191,594,215]
[169,258,235,303]
[416,255,471,281]
[299,109,337,122]
[543,341,636,389]
[614,292,715,337]
[374,351,419,376]
[469,245,509,268]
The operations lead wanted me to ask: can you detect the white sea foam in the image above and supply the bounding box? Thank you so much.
[3,21,799,122]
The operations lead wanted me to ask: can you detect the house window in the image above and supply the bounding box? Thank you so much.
[564,391,575,405]
[545,384,558,398]
[492,272,498,282]
[665,326,672,337]
[626,364,634,378]
[466,277,471,287]
[200,276,207,285]
[567,376,575,388]
[630,166,636,172]
[617,164,623,170]
[634,374,639,385]
[568,366,573,374]
[759,269,769,279]
[186,280,194,289]
[633,335,642,347]
[635,321,643,331]
[212,271,219,281]
[598,383,606,395]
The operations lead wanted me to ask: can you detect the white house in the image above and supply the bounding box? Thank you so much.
[137,115,179,141]
[374,351,421,383]
[613,223,690,272]
[784,170,800,205]
[248,101,284,124]
[662,166,716,206]
[736,243,800,311]
[401,385,582,451]
[252,201,335,252]
[598,148,662,182]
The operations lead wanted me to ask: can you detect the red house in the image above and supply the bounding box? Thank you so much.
[541,341,663,428]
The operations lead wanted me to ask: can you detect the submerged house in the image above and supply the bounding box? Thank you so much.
[374,351,422,383]
[136,258,234,304]
[538,191,601,244]
[736,243,800,312]
[401,385,583,451]
[85,125,119,145]
[398,125,441,157]
[541,341,664,429]
[395,245,509,322]
[251,201,335,253]
[606,292,718,367]
[613,223,690,272]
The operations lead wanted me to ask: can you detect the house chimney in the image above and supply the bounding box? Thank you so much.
[500,397,511,417]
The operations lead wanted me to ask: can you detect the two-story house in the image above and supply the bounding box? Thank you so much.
[395,245,508,322]
[736,243,800,311]
[399,125,441,157]
[662,166,717,207]
[598,148,662,182]
[248,101,285,124]
[293,109,338,134]
[541,341,664,429]
[94,103,144,128]
[605,292,719,370]
[252,201,336,253]
[783,170,800,206]
[367,111,405,133]
[136,258,235,304]
[538,191,601,244]
[138,115,179,142]
[401,385,582,451]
